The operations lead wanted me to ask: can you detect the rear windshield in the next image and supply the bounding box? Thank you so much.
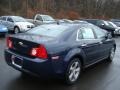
[26,25,68,37]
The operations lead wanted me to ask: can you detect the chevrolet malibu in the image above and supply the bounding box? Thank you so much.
[4,23,116,85]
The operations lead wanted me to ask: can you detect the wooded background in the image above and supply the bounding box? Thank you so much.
[0,0,120,19]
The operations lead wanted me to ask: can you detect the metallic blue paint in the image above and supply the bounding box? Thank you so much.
[4,24,116,78]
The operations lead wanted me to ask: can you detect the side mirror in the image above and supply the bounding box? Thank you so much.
[99,23,105,28]
[101,23,105,26]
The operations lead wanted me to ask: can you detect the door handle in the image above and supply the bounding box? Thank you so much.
[81,43,87,47]
[99,41,103,44]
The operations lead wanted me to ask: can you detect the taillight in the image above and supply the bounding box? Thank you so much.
[30,45,48,59]
[6,37,13,49]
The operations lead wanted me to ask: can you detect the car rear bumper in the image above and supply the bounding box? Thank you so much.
[4,49,62,78]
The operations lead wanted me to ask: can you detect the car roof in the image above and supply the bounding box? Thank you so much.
[1,16,22,18]
[38,23,94,30]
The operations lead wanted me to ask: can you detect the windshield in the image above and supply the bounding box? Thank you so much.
[12,16,26,22]
[26,25,68,37]
[105,21,114,28]
[108,22,117,28]
[102,21,114,28]
[113,22,120,27]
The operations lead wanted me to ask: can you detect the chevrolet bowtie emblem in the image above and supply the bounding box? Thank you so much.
[18,42,27,47]
[18,42,23,46]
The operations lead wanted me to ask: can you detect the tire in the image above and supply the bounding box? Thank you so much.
[107,47,115,62]
[65,58,81,85]
[14,27,20,34]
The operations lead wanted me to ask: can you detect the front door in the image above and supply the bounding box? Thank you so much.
[77,27,101,65]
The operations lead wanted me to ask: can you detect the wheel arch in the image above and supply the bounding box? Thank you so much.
[64,48,86,69]
[70,54,84,69]
[14,25,19,29]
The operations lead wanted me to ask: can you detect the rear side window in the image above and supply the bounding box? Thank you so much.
[81,27,95,39]
[1,17,7,21]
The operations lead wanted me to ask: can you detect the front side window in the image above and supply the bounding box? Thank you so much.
[36,16,42,21]
[92,26,106,39]
[42,15,54,21]
[81,27,95,39]
[7,17,14,22]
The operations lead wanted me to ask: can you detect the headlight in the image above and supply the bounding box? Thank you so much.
[31,25,35,28]
[115,28,119,31]
[27,25,34,28]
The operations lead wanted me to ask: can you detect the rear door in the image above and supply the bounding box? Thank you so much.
[77,27,101,65]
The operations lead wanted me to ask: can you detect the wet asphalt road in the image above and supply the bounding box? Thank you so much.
[0,36,120,90]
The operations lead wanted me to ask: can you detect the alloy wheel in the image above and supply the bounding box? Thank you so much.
[110,47,115,60]
[68,61,80,82]
[14,27,20,34]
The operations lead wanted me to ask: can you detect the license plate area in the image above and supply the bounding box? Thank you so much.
[11,55,23,68]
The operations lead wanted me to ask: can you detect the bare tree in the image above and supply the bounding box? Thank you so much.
[0,0,120,19]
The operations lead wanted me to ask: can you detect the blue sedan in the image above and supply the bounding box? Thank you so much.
[0,24,8,35]
[4,23,116,85]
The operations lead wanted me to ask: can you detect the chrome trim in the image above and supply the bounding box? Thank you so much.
[11,55,22,69]
[76,29,81,41]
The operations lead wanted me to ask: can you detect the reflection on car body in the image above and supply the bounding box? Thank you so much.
[5,23,116,85]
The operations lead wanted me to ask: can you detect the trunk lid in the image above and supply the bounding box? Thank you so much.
[9,33,54,57]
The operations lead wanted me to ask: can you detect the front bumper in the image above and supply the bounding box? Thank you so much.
[4,49,56,77]
[114,30,120,35]
[0,29,8,34]
[0,32,7,35]
[20,26,35,32]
